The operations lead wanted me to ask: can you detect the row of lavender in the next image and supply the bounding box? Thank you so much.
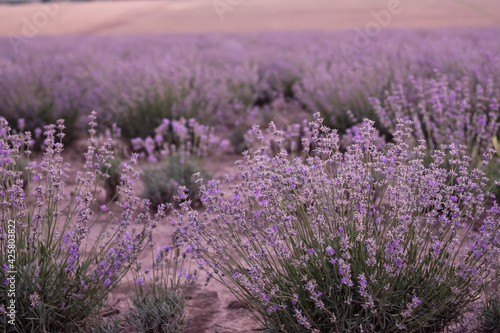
[1,28,499,147]
[2,112,499,331]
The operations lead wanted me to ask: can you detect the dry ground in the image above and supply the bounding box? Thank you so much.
[0,0,499,37]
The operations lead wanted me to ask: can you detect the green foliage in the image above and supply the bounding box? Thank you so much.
[114,87,178,142]
[230,126,249,154]
[1,96,80,150]
[14,156,29,190]
[142,156,209,209]
[488,136,500,197]
[481,298,500,333]
[114,85,207,142]
[101,157,122,202]
[125,289,186,333]
[125,242,194,333]
[89,317,122,333]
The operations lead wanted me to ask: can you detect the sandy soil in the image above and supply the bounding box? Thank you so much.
[0,0,499,37]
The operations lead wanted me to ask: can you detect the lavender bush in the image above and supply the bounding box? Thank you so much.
[242,112,385,158]
[87,242,195,333]
[125,290,186,333]
[125,242,195,333]
[130,117,228,162]
[0,112,166,332]
[90,318,121,333]
[173,115,500,332]
[370,72,500,196]
[142,155,210,210]
[480,297,500,333]
[370,72,499,164]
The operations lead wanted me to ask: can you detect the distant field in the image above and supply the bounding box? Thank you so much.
[0,0,499,36]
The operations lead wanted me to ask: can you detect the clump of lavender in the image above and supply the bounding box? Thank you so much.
[371,72,499,167]
[173,114,499,332]
[134,118,216,211]
[141,155,210,210]
[243,119,308,158]
[243,116,387,159]
[0,112,165,332]
[480,297,500,332]
[131,117,229,162]
[125,240,196,333]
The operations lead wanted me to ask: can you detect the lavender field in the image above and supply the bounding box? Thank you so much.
[2,29,500,139]
[1,27,500,332]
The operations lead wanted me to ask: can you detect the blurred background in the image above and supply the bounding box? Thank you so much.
[1,0,499,160]
[0,0,499,35]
